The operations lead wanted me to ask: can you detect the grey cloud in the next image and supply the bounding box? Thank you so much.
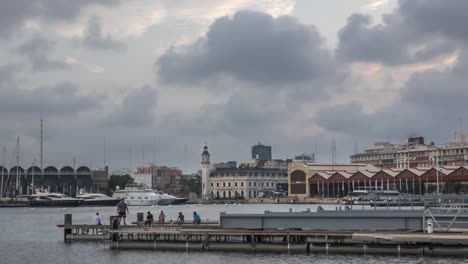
[157,10,334,86]
[0,81,100,116]
[81,16,126,51]
[335,0,468,65]
[336,14,454,65]
[105,86,157,127]
[398,0,468,41]
[0,0,120,37]
[316,50,468,142]
[18,36,69,71]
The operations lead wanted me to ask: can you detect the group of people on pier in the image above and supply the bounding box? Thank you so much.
[144,210,202,225]
[91,199,202,226]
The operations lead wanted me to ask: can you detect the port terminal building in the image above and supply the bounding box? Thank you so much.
[0,165,108,197]
[288,162,468,198]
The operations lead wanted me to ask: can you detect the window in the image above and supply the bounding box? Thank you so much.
[223,182,226,187]
[249,182,251,187]
[235,182,237,187]
[254,182,256,187]
[241,182,244,187]
[228,182,231,187]
[211,183,213,187]
[217,183,219,187]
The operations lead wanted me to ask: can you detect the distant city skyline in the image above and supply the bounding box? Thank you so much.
[1,1,468,173]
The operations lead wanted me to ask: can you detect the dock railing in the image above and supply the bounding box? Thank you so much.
[423,204,468,232]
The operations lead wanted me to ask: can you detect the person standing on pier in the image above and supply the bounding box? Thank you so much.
[158,210,165,224]
[176,212,184,225]
[116,199,129,225]
[193,211,201,225]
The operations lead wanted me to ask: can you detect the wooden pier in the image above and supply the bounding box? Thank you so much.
[58,213,468,256]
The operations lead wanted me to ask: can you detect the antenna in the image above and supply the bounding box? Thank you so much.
[331,137,336,165]
[104,137,107,167]
[40,118,43,170]
[129,145,132,172]
[354,140,358,155]
[142,144,145,167]
[152,137,156,165]
[184,144,188,172]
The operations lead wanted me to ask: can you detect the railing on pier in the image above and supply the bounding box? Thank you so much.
[423,204,468,232]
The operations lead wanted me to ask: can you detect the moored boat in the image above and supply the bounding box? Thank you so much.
[76,189,120,206]
[28,191,83,207]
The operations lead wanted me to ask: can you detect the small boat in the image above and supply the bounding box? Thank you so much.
[76,189,121,206]
[28,190,83,207]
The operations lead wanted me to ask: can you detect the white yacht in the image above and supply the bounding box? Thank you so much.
[28,190,83,207]
[112,184,162,206]
[155,191,177,205]
[76,189,120,206]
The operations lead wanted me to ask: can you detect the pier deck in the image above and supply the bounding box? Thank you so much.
[57,210,468,256]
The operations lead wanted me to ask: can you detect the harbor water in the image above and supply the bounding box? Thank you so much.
[0,204,463,264]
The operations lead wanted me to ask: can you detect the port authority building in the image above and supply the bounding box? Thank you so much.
[288,162,468,198]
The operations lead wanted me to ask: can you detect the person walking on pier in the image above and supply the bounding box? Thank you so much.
[176,212,184,225]
[158,210,165,224]
[117,199,129,225]
[93,212,102,225]
[145,211,153,225]
[193,211,201,225]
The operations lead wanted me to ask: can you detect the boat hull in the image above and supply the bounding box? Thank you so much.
[171,198,189,205]
[80,199,121,206]
[28,200,83,207]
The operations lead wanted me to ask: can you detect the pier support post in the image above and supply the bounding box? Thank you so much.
[110,215,119,243]
[64,214,72,243]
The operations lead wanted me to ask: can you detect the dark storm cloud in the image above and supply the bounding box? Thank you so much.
[105,86,157,127]
[335,0,468,65]
[157,10,334,86]
[81,16,127,51]
[0,0,120,37]
[17,36,69,71]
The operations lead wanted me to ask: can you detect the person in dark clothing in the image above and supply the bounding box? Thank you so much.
[145,211,153,225]
[116,199,129,225]
[176,212,184,225]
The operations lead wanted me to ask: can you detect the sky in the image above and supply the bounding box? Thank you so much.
[1,0,467,173]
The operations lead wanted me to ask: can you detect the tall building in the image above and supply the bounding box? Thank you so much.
[251,143,272,161]
[201,144,211,199]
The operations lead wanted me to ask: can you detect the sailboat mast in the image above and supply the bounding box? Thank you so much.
[16,137,19,195]
[1,146,5,198]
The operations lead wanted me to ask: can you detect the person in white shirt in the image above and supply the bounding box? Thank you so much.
[93,212,102,225]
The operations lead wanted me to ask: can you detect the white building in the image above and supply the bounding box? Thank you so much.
[201,144,288,199]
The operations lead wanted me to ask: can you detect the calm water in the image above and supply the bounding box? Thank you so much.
[0,204,464,264]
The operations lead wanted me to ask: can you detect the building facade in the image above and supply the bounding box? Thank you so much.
[351,135,468,169]
[0,165,105,197]
[201,144,288,200]
[251,143,272,161]
[288,162,468,198]
[132,164,184,195]
[209,167,288,199]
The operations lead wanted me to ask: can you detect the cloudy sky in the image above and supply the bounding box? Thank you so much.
[1,0,466,173]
